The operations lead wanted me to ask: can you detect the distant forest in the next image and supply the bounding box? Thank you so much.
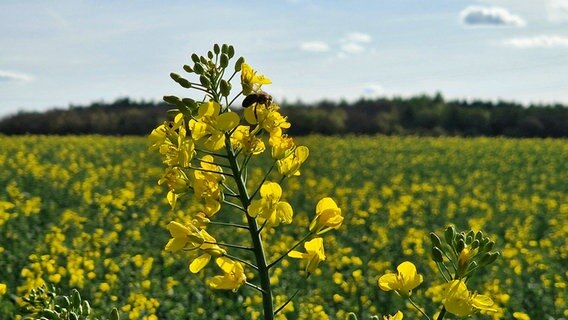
[1,93,567,137]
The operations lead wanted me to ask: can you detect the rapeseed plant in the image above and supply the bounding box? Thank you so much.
[153,44,343,319]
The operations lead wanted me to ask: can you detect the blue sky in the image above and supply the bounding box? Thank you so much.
[1,0,567,117]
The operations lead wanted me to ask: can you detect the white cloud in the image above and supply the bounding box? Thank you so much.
[460,6,526,27]
[300,41,330,52]
[362,83,386,97]
[345,32,372,44]
[341,43,365,54]
[547,0,568,21]
[503,35,568,48]
[0,70,34,82]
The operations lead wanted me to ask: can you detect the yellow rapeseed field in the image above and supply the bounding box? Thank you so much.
[0,135,566,319]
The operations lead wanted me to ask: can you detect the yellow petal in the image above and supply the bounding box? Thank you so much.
[167,221,190,238]
[189,254,211,273]
[378,273,399,291]
[304,237,324,253]
[316,197,338,214]
[260,182,282,199]
[295,146,309,162]
[276,202,293,224]
[248,200,264,217]
[164,238,186,252]
[287,250,304,259]
[216,112,240,131]
[215,257,236,273]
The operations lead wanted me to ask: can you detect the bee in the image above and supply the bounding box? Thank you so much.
[242,91,272,108]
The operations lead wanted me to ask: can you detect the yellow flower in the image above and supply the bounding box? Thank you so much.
[378,261,423,297]
[268,128,295,159]
[189,101,240,151]
[0,283,6,295]
[244,103,290,134]
[384,311,403,320]
[248,181,293,228]
[230,125,265,155]
[513,312,530,320]
[208,257,246,292]
[309,197,343,234]
[442,280,497,317]
[158,167,190,209]
[191,155,225,216]
[189,230,226,273]
[241,63,271,95]
[164,221,204,252]
[288,237,326,273]
[277,146,309,177]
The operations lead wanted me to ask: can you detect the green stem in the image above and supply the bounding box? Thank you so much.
[222,199,246,212]
[225,135,274,320]
[209,221,249,230]
[268,232,312,269]
[408,297,431,320]
[188,166,232,177]
[250,160,277,201]
[205,241,253,251]
[274,287,301,315]
[245,281,266,294]
[224,253,258,270]
[436,307,446,320]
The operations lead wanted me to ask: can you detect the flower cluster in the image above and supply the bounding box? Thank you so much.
[374,227,501,319]
[151,44,343,318]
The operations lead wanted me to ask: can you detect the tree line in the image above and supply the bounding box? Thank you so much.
[1,94,567,137]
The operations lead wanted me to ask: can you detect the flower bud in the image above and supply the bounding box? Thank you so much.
[220,80,231,97]
[220,54,229,68]
[72,289,81,308]
[193,63,204,74]
[182,98,198,111]
[445,226,456,246]
[228,45,235,58]
[430,232,442,248]
[432,246,444,262]
[456,238,465,253]
[221,43,228,54]
[484,241,495,252]
[82,300,91,316]
[163,95,182,106]
[110,308,120,320]
[458,247,470,267]
[214,44,220,54]
[199,75,210,87]
[207,51,214,59]
[475,231,483,241]
[471,239,480,249]
[191,53,200,63]
[183,64,193,73]
[235,57,245,72]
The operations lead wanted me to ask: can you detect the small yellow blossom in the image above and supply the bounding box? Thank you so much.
[378,261,423,297]
[248,181,293,228]
[241,63,271,95]
[208,257,246,292]
[278,146,309,177]
[189,101,240,151]
[442,280,496,317]
[189,230,226,273]
[288,237,326,274]
[164,221,204,252]
[309,197,344,234]
[0,283,7,295]
[384,311,403,320]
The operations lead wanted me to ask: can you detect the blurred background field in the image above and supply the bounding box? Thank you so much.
[0,135,566,319]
